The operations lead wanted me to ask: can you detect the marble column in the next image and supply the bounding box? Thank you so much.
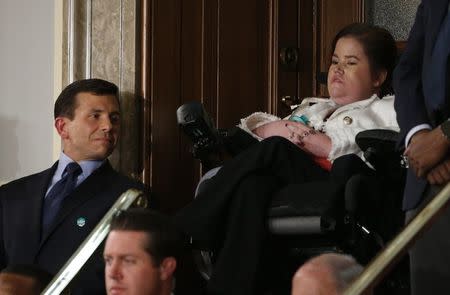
[61,0,141,178]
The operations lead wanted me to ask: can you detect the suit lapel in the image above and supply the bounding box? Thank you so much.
[38,161,116,246]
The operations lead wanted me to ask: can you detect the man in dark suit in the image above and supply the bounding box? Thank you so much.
[0,78,145,294]
[393,0,450,293]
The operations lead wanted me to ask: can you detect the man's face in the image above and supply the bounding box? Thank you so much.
[0,272,40,295]
[104,231,165,295]
[56,92,120,162]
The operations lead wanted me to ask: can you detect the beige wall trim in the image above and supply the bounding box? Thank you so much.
[59,0,139,176]
[53,0,64,161]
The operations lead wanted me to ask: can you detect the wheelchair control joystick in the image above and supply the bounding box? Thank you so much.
[176,101,229,170]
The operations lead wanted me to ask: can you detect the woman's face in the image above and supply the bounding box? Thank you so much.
[327,36,385,105]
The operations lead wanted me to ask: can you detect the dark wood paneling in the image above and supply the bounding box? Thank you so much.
[216,0,270,128]
[150,0,183,213]
[145,0,272,214]
[276,0,315,117]
[277,0,300,117]
[202,0,219,120]
[298,0,315,98]
[178,0,203,207]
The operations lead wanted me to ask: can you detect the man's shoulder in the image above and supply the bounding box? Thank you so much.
[97,166,151,206]
[0,166,54,193]
[95,162,144,189]
[89,163,148,203]
[110,170,145,190]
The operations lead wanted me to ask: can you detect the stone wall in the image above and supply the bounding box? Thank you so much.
[365,0,420,40]
[62,0,140,178]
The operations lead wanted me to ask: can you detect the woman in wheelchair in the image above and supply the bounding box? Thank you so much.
[175,23,399,295]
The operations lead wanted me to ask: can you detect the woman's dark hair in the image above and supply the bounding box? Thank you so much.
[331,23,397,97]
[54,78,119,119]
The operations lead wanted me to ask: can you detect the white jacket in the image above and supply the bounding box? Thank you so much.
[238,94,399,162]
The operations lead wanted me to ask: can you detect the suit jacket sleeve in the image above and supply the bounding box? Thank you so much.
[393,1,430,146]
[0,187,6,269]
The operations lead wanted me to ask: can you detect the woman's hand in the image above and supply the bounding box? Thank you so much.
[253,120,332,157]
[252,120,294,139]
[252,120,312,147]
[285,122,332,158]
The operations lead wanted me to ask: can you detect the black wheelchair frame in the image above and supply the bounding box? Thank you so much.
[177,101,410,294]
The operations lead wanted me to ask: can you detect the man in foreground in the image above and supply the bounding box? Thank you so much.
[291,253,368,295]
[104,208,185,295]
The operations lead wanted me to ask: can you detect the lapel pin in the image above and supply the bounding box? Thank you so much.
[76,217,86,227]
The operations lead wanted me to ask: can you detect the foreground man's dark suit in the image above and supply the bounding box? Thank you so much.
[394,0,450,210]
[0,161,144,294]
[393,0,450,294]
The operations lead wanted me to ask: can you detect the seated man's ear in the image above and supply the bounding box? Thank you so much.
[55,117,70,139]
[159,257,177,280]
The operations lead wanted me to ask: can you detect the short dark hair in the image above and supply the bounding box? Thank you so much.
[54,78,119,119]
[1,264,53,293]
[331,23,397,97]
[109,208,187,266]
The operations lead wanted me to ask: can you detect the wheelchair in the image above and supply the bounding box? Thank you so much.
[177,101,409,294]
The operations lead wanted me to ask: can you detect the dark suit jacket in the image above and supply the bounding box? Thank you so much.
[0,161,145,294]
[393,0,450,210]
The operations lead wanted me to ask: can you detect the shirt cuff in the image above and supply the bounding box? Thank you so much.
[405,124,432,147]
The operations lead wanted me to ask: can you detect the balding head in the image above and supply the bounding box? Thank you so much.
[292,253,367,295]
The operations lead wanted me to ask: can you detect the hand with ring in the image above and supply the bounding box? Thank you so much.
[285,122,332,157]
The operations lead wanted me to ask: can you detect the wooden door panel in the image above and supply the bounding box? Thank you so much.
[277,0,300,118]
[216,0,270,128]
[277,0,316,118]
[145,0,272,213]
[149,0,193,214]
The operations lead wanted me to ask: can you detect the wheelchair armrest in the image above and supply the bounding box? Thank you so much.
[355,129,403,176]
[355,129,399,154]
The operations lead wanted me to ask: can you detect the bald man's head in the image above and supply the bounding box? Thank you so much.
[291,254,369,295]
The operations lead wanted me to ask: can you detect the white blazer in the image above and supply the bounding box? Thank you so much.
[238,94,399,162]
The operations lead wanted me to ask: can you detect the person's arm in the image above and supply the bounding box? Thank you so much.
[405,127,450,178]
[404,124,432,147]
[285,122,332,157]
[238,111,310,145]
[395,2,450,178]
[393,2,430,145]
[427,157,450,185]
[0,189,6,269]
[237,112,281,140]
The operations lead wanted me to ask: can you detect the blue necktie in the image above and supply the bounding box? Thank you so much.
[42,162,82,233]
[424,9,450,111]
